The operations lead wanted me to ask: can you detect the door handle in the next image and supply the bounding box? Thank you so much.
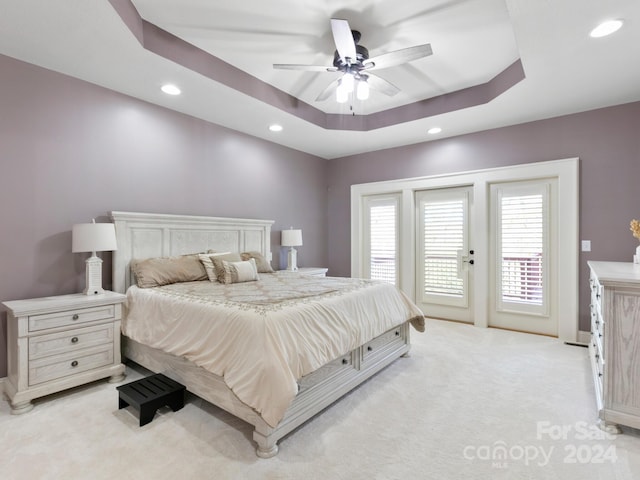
[463,249,474,265]
[457,250,474,277]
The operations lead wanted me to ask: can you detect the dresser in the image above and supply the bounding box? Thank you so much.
[3,292,126,414]
[588,261,640,432]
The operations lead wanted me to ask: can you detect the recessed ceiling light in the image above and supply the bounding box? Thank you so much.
[161,84,181,95]
[428,127,442,135]
[269,124,283,132]
[590,19,623,38]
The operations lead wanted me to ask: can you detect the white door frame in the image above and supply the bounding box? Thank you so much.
[351,158,579,342]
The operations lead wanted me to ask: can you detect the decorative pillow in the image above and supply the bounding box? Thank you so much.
[241,251,274,273]
[199,252,242,282]
[131,254,208,288]
[214,258,259,284]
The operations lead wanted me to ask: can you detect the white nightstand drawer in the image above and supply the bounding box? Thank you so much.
[29,344,114,386]
[28,304,116,332]
[29,324,114,360]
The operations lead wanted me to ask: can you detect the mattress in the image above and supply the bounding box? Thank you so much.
[122,272,425,427]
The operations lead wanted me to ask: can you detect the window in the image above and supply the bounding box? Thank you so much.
[422,197,465,297]
[500,194,544,305]
[494,182,550,316]
[364,195,399,285]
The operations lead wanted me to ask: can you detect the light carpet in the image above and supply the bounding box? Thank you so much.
[1,319,639,480]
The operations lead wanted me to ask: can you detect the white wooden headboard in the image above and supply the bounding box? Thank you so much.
[110,211,274,294]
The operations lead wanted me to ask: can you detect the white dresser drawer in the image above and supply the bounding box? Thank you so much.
[29,344,114,386]
[596,350,604,395]
[29,324,114,360]
[28,304,116,332]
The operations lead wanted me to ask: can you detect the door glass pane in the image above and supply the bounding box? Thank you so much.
[500,193,544,307]
[423,199,464,297]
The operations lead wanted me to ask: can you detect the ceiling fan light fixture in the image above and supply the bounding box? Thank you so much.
[342,73,355,93]
[590,19,623,38]
[336,83,348,103]
[356,79,370,100]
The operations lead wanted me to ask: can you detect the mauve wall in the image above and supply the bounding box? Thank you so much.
[326,101,640,332]
[2,52,640,379]
[0,54,327,377]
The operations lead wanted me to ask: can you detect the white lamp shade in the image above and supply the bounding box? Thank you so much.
[281,229,303,247]
[72,223,118,253]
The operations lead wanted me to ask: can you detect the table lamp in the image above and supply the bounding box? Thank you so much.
[72,219,118,295]
[281,228,303,271]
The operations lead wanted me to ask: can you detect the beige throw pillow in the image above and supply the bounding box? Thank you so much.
[213,258,259,284]
[199,252,242,282]
[241,251,274,273]
[131,254,207,288]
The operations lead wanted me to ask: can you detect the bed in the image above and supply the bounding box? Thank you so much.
[111,211,425,457]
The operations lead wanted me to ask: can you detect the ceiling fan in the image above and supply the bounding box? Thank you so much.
[273,18,433,103]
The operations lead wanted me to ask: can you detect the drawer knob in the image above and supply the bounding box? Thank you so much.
[367,346,373,352]
[342,358,348,365]
[72,314,79,320]
[71,337,79,344]
[395,330,400,336]
[71,360,78,368]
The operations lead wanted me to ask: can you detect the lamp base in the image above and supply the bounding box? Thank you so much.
[286,247,298,271]
[83,254,105,295]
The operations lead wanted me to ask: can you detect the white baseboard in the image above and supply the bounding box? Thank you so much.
[577,330,591,345]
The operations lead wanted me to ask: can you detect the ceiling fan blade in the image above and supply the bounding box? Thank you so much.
[365,73,400,97]
[330,18,357,62]
[273,64,337,72]
[364,44,433,70]
[315,77,340,101]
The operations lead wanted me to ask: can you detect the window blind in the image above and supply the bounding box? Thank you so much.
[369,202,397,285]
[422,199,464,297]
[500,193,544,305]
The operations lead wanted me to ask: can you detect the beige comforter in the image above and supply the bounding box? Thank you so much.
[122,272,425,427]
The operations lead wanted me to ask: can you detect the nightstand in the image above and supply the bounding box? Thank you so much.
[2,291,126,414]
[280,267,328,277]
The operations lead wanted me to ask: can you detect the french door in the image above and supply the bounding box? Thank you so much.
[488,179,557,336]
[415,179,557,336]
[352,158,577,341]
[416,187,474,323]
